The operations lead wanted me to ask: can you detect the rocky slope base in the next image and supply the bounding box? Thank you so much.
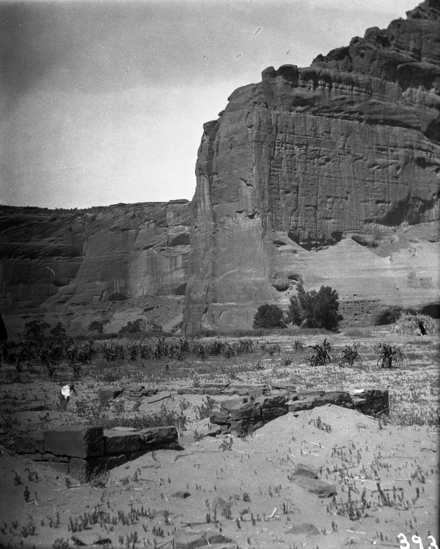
[183,0,440,332]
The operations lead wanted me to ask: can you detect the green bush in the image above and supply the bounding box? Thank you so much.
[253,304,286,329]
[287,284,342,331]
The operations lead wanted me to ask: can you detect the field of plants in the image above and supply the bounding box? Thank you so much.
[0,322,438,549]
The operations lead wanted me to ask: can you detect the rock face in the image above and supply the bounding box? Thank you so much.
[0,200,190,315]
[183,1,440,333]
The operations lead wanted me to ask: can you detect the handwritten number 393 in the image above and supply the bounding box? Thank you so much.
[398,534,438,549]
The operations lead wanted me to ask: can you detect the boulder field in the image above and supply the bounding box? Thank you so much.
[1,0,439,335]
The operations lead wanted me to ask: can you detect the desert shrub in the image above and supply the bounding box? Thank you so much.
[339,343,362,367]
[50,322,66,337]
[287,284,342,331]
[23,320,51,339]
[253,304,286,329]
[293,339,305,352]
[195,396,218,419]
[308,339,332,366]
[119,319,144,334]
[260,342,281,355]
[395,311,435,336]
[88,321,104,334]
[375,343,404,369]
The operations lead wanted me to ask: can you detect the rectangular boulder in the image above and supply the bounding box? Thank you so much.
[13,431,44,454]
[44,426,105,458]
[230,401,262,421]
[140,426,178,447]
[256,395,287,408]
[313,392,351,406]
[104,430,142,454]
[262,406,288,421]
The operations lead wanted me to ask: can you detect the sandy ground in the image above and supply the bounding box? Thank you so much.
[0,329,439,548]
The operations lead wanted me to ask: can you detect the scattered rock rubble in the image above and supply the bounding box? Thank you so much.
[6,387,388,481]
[210,388,389,436]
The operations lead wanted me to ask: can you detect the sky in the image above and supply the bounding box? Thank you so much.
[0,0,419,209]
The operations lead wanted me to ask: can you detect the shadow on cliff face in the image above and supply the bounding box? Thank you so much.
[0,312,7,341]
[287,230,343,251]
[373,194,440,226]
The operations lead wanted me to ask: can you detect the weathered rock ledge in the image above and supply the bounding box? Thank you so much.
[210,389,389,436]
[8,425,178,482]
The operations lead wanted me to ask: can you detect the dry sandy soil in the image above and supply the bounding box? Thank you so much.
[0,327,438,549]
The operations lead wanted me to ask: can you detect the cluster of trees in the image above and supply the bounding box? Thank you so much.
[253,285,342,331]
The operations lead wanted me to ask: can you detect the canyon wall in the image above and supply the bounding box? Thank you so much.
[0,201,190,313]
[183,0,440,333]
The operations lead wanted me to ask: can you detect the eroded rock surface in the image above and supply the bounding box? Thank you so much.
[183,1,440,332]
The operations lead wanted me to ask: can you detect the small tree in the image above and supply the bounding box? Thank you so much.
[88,321,104,334]
[23,320,50,339]
[287,284,342,331]
[253,304,286,329]
[119,319,144,334]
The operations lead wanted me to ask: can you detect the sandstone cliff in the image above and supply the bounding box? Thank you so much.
[183,0,440,333]
[0,201,190,335]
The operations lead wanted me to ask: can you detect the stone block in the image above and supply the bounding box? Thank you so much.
[313,391,351,406]
[210,411,230,425]
[285,523,320,536]
[290,463,318,479]
[44,426,105,458]
[230,401,262,421]
[104,430,142,454]
[289,475,336,498]
[98,388,124,406]
[288,399,314,413]
[256,395,287,408]
[296,390,325,399]
[221,397,248,412]
[13,431,44,454]
[140,426,178,447]
[262,406,288,421]
[174,529,234,549]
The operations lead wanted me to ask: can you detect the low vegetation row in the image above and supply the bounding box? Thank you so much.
[0,332,410,379]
